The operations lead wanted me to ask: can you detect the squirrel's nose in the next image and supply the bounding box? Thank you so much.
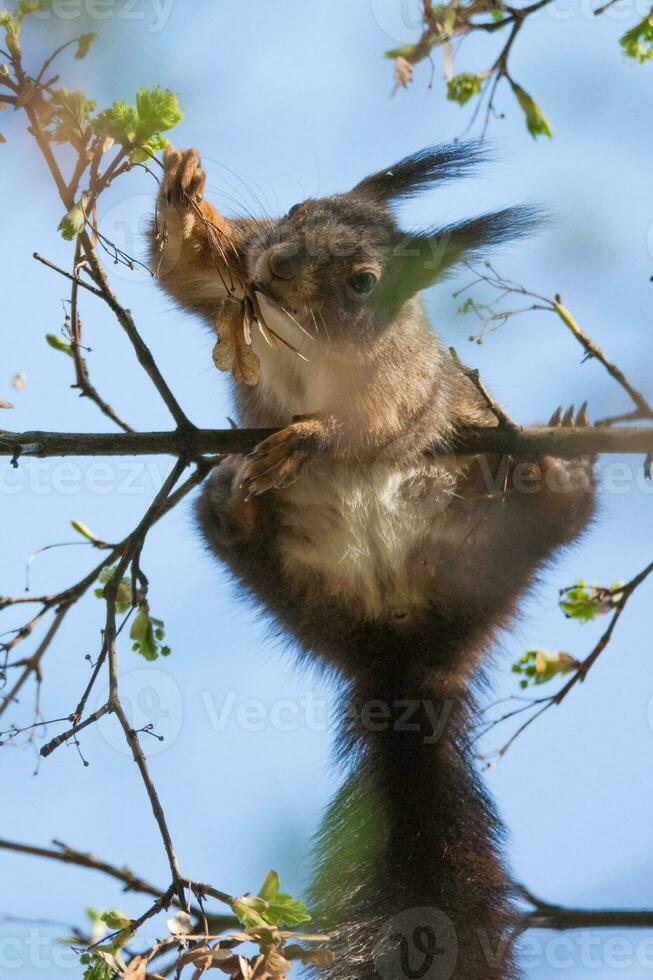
[267,244,302,281]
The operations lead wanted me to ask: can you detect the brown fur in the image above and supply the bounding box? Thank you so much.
[151,145,595,979]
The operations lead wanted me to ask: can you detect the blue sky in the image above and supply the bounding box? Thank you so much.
[1,1,653,977]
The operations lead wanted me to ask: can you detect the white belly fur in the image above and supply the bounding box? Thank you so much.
[250,318,457,620]
[277,460,458,621]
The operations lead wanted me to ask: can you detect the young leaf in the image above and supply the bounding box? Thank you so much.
[93,100,139,143]
[16,0,50,16]
[57,200,86,241]
[512,649,579,688]
[81,953,114,980]
[135,85,183,135]
[96,565,133,612]
[232,896,269,929]
[559,580,623,623]
[45,333,74,357]
[93,85,183,163]
[100,909,132,930]
[265,891,312,928]
[258,870,281,903]
[75,32,96,60]
[511,82,553,139]
[129,606,171,661]
[71,519,98,543]
[447,73,483,106]
[49,88,96,144]
[385,43,418,59]
[620,11,653,62]
[234,874,312,930]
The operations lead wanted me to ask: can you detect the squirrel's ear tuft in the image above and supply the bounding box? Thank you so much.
[378,204,544,313]
[352,142,490,204]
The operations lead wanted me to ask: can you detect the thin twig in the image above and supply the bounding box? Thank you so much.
[0,837,234,924]
[33,252,104,298]
[449,346,521,430]
[79,231,195,431]
[68,239,135,432]
[39,703,110,758]
[553,294,652,418]
[103,458,190,904]
[483,559,653,760]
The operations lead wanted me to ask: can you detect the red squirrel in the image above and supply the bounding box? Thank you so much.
[151,144,594,980]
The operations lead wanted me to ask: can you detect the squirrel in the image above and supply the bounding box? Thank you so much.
[150,144,595,980]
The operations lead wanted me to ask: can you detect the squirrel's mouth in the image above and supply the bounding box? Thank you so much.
[254,291,315,357]
[251,280,299,314]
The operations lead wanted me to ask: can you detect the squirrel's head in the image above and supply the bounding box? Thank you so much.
[246,143,540,347]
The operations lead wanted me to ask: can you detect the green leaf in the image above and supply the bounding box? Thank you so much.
[93,99,139,143]
[512,649,579,688]
[45,333,73,357]
[71,519,98,542]
[620,11,653,63]
[81,954,114,980]
[559,580,623,623]
[447,73,484,106]
[75,32,96,60]
[57,199,86,240]
[511,82,553,139]
[93,85,182,154]
[130,131,168,164]
[384,43,418,59]
[135,84,183,135]
[49,88,96,144]
[129,606,170,661]
[442,6,457,35]
[16,0,50,16]
[96,565,132,612]
[233,874,311,929]
[232,896,269,929]
[100,909,131,930]
[265,891,312,928]
[258,870,280,903]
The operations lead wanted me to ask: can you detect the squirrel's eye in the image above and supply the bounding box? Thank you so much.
[348,271,378,295]
[287,203,302,218]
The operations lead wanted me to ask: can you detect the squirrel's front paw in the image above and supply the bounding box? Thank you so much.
[160,146,206,209]
[239,421,317,497]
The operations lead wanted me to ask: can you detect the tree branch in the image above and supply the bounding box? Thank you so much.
[0,837,234,930]
[519,885,653,931]
[1,425,652,461]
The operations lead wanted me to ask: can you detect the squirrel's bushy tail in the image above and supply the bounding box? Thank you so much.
[310,656,518,980]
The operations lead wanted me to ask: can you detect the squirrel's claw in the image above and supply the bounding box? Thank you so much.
[576,401,590,427]
[239,425,308,497]
[548,403,591,428]
[561,405,575,427]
